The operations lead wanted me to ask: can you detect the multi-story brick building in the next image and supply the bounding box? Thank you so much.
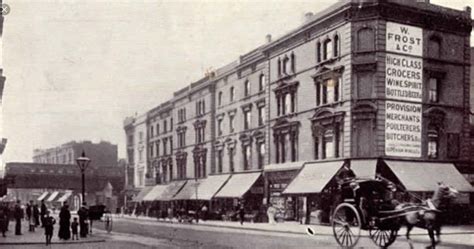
[125,0,474,222]
[33,141,117,167]
[132,114,148,188]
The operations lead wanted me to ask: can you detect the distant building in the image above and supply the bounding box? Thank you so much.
[33,141,118,167]
[3,162,125,211]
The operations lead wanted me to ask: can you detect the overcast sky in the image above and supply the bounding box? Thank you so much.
[1,0,472,164]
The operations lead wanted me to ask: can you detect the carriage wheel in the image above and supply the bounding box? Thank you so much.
[332,203,361,248]
[369,228,398,248]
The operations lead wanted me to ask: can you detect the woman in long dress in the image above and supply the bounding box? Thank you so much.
[58,203,71,240]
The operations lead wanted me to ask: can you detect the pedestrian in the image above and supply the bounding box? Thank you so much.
[201,205,208,221]
[26,200,35,232]
[71,217,79,240]
[0,203,7,237]
[58,202,71,240]
[33,204,40,227]
[267,203,276,225]
[239,205,245,225]
[43,210,55,245]
[4,202,10,231]
[77,202,89,238]
[13,200,23,235]
[40,200,47,227]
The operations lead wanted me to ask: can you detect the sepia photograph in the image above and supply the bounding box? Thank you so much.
[0,0,474,248]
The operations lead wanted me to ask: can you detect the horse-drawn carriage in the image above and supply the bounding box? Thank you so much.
[329,177,458,248]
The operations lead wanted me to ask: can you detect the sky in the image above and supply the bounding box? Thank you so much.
[1,0,473,165]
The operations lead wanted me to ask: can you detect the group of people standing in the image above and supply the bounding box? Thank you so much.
[0,200,90,245]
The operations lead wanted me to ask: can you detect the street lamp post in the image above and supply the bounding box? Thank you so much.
[76,151,91,205]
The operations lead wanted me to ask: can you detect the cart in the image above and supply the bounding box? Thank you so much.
[331,178,404,248]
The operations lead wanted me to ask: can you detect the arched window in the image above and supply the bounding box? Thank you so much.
[323,39,333,60]
[259,74,265,91]
[218,91,223,106]
[282,56,290,75]
[427,128,439,159]
[333,34,340,57]
[357,27,374,51]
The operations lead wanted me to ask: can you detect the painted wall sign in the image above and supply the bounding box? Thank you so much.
[386,54,423,102]
[385,101,422,157]
[386,22,423,56]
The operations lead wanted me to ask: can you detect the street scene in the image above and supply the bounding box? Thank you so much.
[1,0,474,248]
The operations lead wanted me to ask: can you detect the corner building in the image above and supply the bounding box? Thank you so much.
[126,0,474,224]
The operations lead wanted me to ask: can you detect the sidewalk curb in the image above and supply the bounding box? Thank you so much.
[0,239,106,245]
[119,216,474,237]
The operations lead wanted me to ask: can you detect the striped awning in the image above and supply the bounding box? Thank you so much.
[56,191,73,203]
[37,192,49,201]
[46,191,59,202]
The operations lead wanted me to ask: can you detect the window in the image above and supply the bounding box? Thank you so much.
[428,78,439,103]
[258,106,265,126]
[244,110,251,130]
[170,137,173,151]
[178,130,186,148]
[322,130,334,159]
[150,126,154,138]
[277,58,281,75]
[317,41,322,62]
[178,108,186,123]
[196,100,205,116]
[163,139,168,155]
[229,115,235,133]
[282,57,289,74]
[243,145,251,170]
[149,143,154,158]
[428,36,441,58]
[217,119,223,136]
[290,53,295,73]
[427,129,439,159]
[156,124,160,135]
[357,28,375,51]
[163,120,167,133]
[274,124,299,163]
[217,149,223,173]
[244,80,250,97]
[277,91,296,116]
[230,87,235,102]
[323,39,333,60]
[139,132,143,142]
[333,35,339,57]
[218,91,223,106]
[284,93,291,114]
[314,135,319,160]
[156,141,160,156]
[259,74,265,92]
[258,143,265,169]
[229,148,235,173]
[316,77,341,105]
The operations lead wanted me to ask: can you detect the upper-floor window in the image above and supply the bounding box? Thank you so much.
[217,119,223,136]
[149,143,154,158]
[259,74,265,92]
[257,142,265,169]
[217,149,223,173]
[280,55,295,75]
[428,36,441,58]
[156,124,160,135]
[156,141,160,156]
[243,144,251,170]
[196,126,205,144]
[333,34,340,57]
[196,100,205,116]
[323,39,333,61]
[428,78,439,103]
[316,77,341,105]
[177,131,186,148]
[178,108,186,123]
[427,129,439,159]
[229,115,235,133]
[277,91,296,116]
[218,91,223,106]
[163,139,168,155]
[244,110,252,130]
[230,87,235,102]
[258,105,265,126]
[150,126,154,138]
[163,120,168,133]
[244,80,250,97]
[317,42,322,62]
[139,132,144,142]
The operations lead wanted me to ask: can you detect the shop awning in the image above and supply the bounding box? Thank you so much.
[264,161,306,172]
[194,174,231,200]
[159,180,187,201]
[37,192,49,201]
[46,191,60,202]
[143,184,168,201]
[350,159,377,179]
[385,160,474,192]
[56,191,73,203]
[283,161,344,194]
[173,180,202,200]
[214,172,261,198]
[132,186,154,202]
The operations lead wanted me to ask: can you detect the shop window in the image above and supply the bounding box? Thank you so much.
[428,78,439,103]
[427,129,439,159]
[357,27,375,51]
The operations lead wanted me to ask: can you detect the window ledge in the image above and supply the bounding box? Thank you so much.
[277,112,298,119]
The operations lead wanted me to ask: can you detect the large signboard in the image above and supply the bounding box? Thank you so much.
[385,101,422,157]
[386,22,423,56]
[386,54,423,102]
[385,22,423,158]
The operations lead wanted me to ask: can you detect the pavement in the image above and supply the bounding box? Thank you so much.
[117,214,474,237]
[0,220,105,245]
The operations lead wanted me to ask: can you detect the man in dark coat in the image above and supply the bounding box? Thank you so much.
[33,204,40,227]
[58,203,71,240]
[13,200,23,235]
[40,200,47,227]
[43,210,55,245]
[77,202,89,238]
[0,203,7,237]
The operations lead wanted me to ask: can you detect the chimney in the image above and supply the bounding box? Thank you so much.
[464,6,471,15]
[304,12,314,23]
[265,34,272,43]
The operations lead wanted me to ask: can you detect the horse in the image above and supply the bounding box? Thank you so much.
[395,182,458,249]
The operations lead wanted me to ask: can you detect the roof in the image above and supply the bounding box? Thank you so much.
[214,172,261,198]
[385,160,474,192]
[283,161,344,194]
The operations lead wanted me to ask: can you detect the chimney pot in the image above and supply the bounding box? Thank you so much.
[265,34,272,43]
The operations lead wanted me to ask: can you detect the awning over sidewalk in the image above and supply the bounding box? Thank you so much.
[132,186,154,202]
[46,191,60,202]
[143,184,169,201]
[195,174,231,200]
[283,161,344,194]
[350,159,377,179]
[264,161,306,172]
[159,180,187,201]
[173,180,202,200]
[214,172,261,198]
[385,160,474,192]
[37,192,49,201]
[56,191,73,203]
